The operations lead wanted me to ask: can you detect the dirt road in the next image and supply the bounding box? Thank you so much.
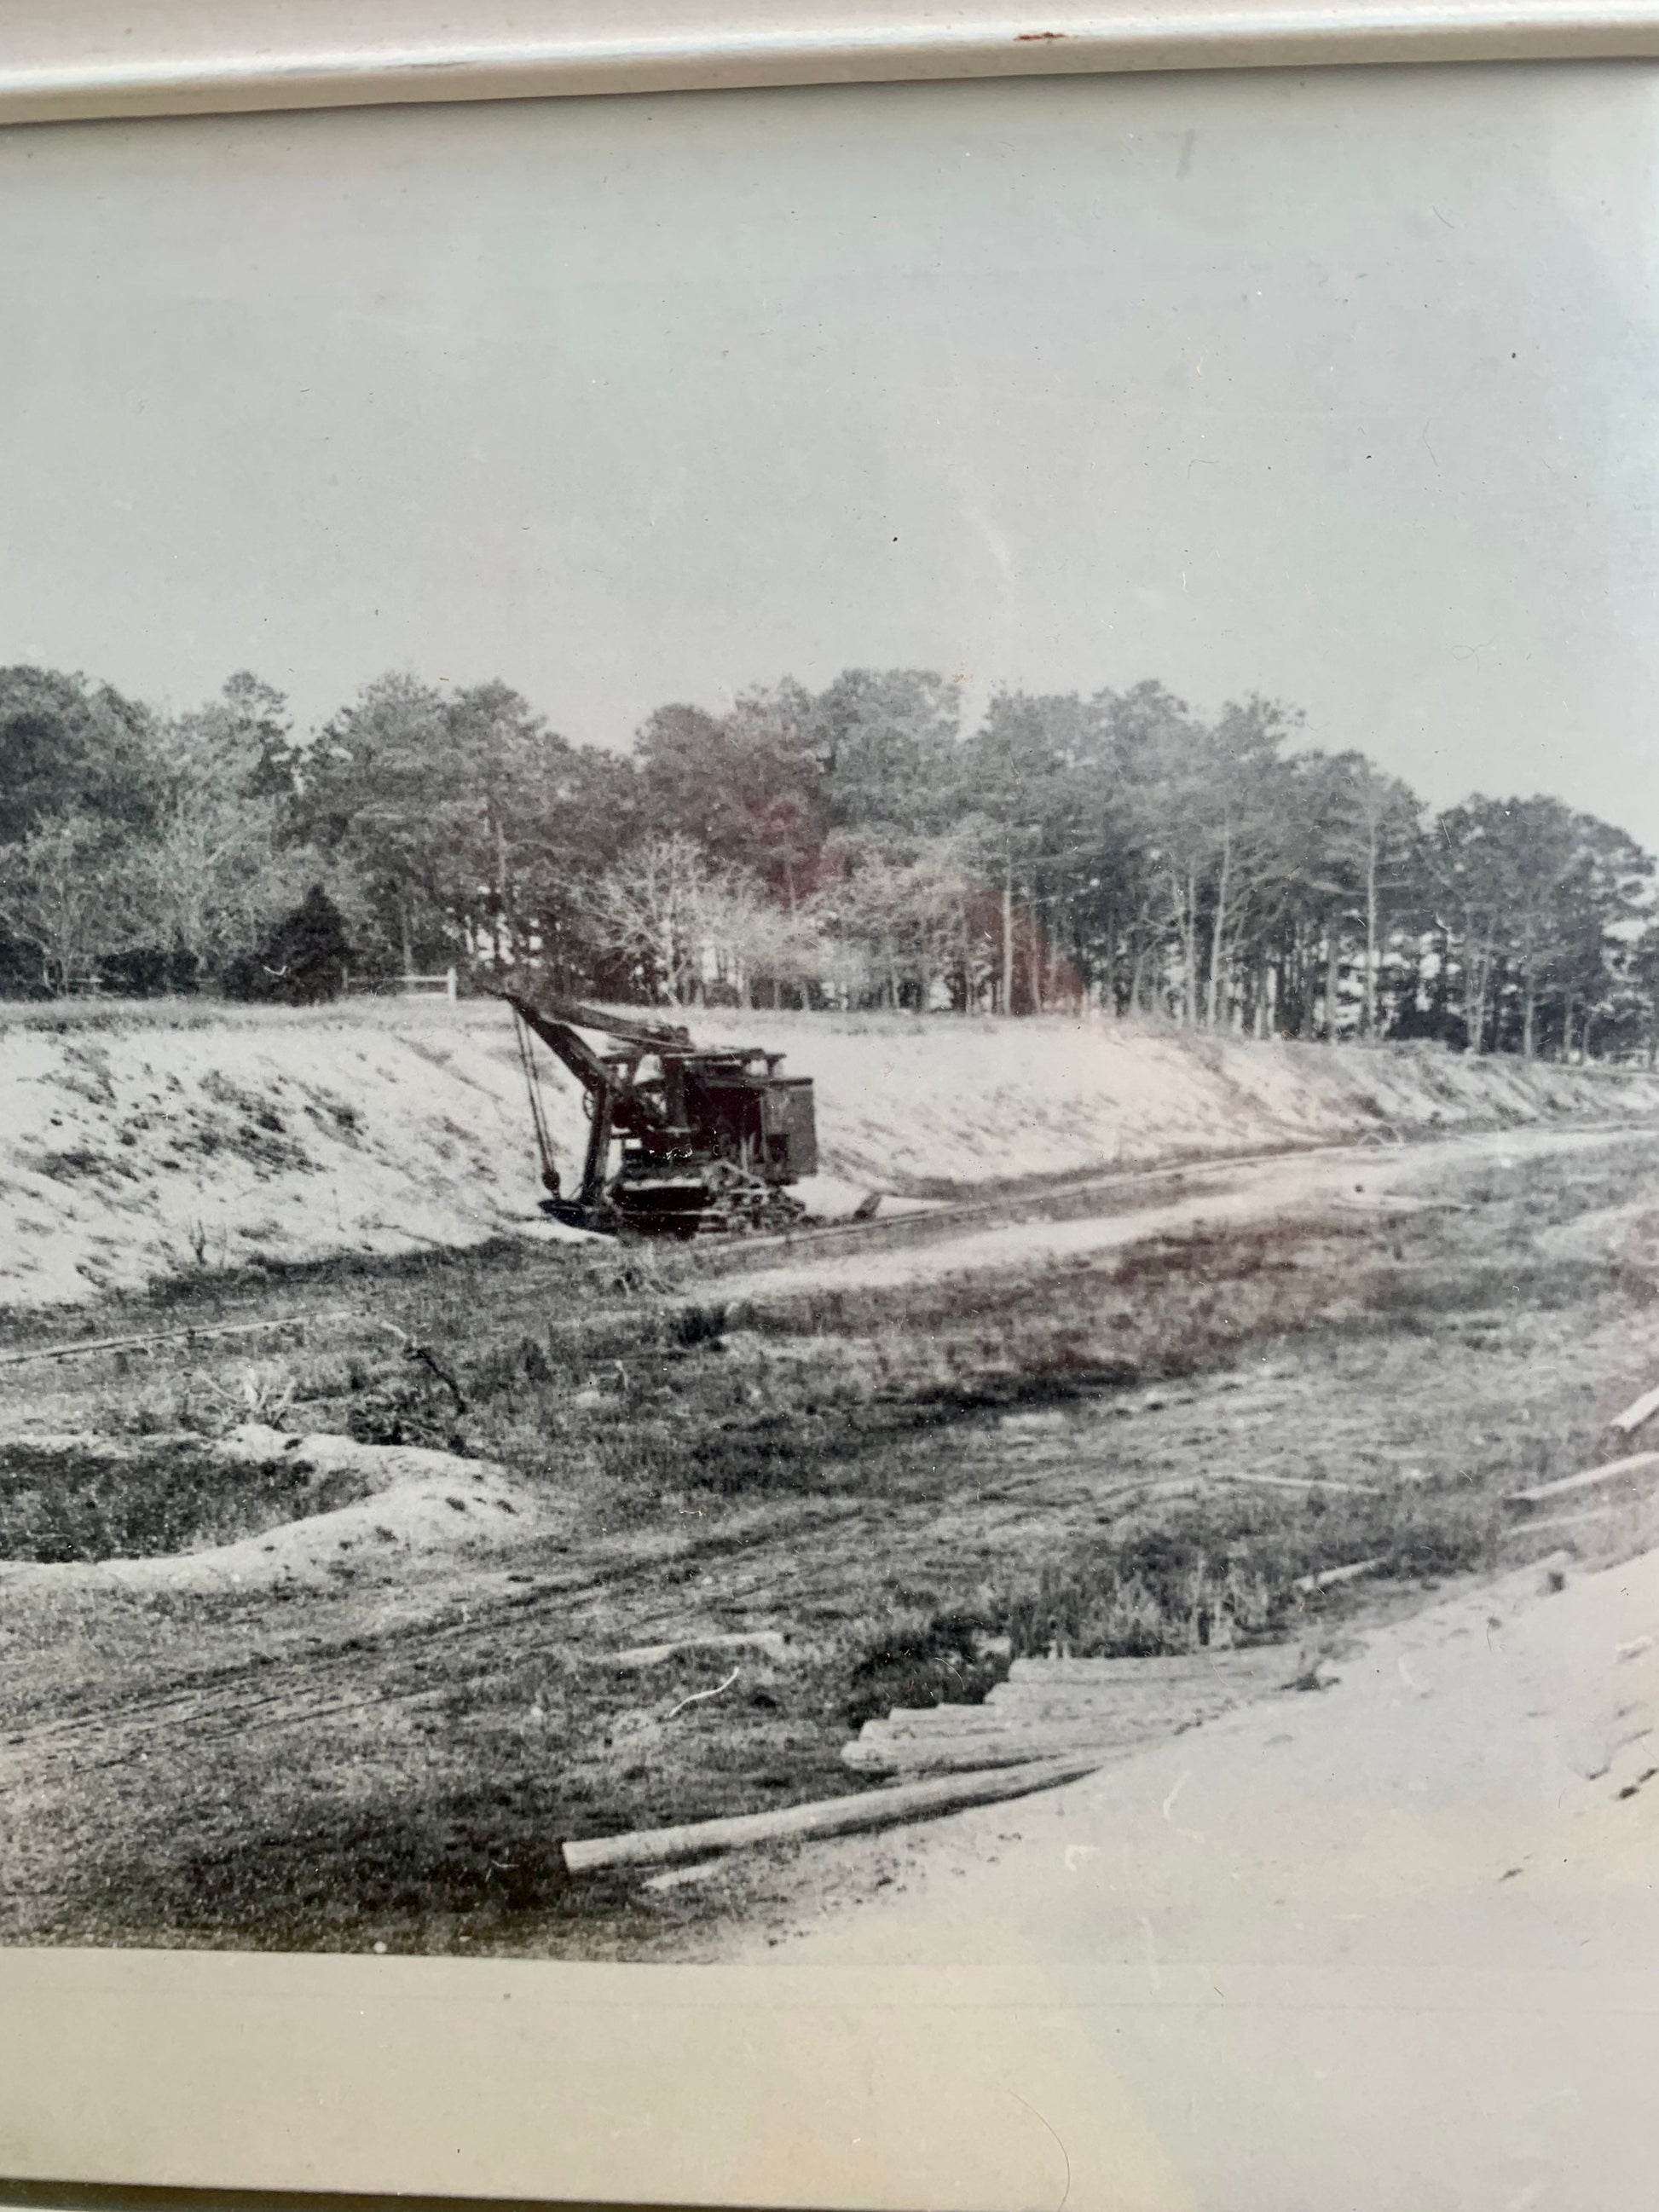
[730,1120,1645,1302]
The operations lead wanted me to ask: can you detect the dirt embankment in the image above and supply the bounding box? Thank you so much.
[3,997,1656,1307]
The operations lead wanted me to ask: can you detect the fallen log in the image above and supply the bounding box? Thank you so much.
[561,1752,1103,1874]
[1506,1451,1659,1512]
[1610,1384,1659,1437]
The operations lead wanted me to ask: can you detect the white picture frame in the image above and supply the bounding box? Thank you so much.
[3,0,1659,124]
[4,10,1659,2211]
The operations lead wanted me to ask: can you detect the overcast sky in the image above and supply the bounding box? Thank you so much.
[3,62,1657,840]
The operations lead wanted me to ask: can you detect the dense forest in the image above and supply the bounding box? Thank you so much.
[2,661,1654,1060]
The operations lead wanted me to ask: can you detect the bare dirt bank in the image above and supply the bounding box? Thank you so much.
[3,996,1657,1307]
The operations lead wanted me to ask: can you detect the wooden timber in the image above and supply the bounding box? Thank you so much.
[841,1648,1289,1778]
[561,1752,1103,1874]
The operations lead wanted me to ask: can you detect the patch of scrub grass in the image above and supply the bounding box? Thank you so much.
[992,1491,1499,1657]
[846,1608,1013,1729]
[442,1222,1387,1514]
[70,1780,584,1953]
[843,1489,1501,1712]
[0,1437,380,1562]
[49,1633,866,1955]
[10,1132,1659,1957]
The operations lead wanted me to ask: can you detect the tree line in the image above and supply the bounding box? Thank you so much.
[2,659,1654,1060]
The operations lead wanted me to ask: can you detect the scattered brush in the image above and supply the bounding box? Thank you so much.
[841,1490,1502,1724]
[237,1360,298,1427]
[845,1606,1011,1729]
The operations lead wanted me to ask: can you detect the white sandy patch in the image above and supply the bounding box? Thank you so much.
[756,1539,1659,1970]
[0,1013,552,1304]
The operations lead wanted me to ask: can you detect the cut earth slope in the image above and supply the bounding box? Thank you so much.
[4,997,1657,1307]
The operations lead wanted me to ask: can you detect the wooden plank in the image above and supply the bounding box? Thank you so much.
[1610,1384,1659,1436]
[848,1689,1282,1767]
[610,1631,788,1670]
[882,1689,1257,1735]
[847,1649,1293,1775]
[847,1746,1119,1779]
[1506,1451,1659,1510]
[860,1712,1246,1761]
[855,1706,1207,1747]
[1292,1557,1383,1593]
[1005,1652,1283,1685]
[977,1693,1240,1722]
[973,1666,1259,1703]
[843,1719,1194,1777]
[843,1736,1119,1777]
[987,1681,1207,1708]
[561,1753,1103,1874]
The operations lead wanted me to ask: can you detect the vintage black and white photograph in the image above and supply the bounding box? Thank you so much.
[3,45,1659,2084]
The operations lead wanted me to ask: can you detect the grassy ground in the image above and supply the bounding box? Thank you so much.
[2,1129,1657,1957]
[0,1431,387,1563]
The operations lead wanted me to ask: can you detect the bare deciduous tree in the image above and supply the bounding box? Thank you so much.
[582,834,709,1006]
[814,831,979,1009]
[135,793,315,979]
[0,811,147,992]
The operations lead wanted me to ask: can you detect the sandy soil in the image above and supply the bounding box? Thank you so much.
[0,1424,539,1594]
[6,1035,1657,2202]
[743,1545,1659,1972]
[5,998,1656,1305]
[723,1545,1659,2210]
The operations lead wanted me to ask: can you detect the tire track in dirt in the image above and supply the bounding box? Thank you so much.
[0,1459,1181,1783]
[0,1496,876,1777]
[2,1372,1182,1775]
